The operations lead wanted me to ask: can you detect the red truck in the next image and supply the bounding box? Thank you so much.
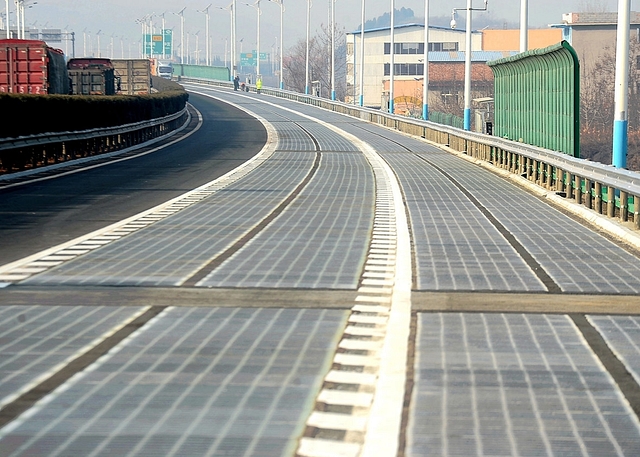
[0,39,69,95]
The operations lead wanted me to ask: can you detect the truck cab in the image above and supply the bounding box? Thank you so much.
[157,63,173,80]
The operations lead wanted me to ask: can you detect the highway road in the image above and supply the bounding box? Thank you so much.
[1,83,640,456]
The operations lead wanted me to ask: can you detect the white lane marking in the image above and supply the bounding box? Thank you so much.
[307,412,369,432]
[298,438,361,457]
[0,306,152,416]
[0,103,276,285]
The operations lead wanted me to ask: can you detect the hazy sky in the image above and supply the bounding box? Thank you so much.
[7,0,634,58]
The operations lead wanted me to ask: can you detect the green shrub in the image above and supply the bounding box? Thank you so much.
[0,89,189,139]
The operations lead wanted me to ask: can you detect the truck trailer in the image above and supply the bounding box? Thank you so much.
[112,59,151,95]
[0,39,69,94]
[67,58,116,95]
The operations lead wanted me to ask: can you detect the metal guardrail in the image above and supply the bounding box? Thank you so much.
[168,77,640,230]
[0,107,188,175]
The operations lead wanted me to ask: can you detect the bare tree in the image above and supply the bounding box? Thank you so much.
[577,0,609,12]
[283,24,347,100]
[580,39,640,169]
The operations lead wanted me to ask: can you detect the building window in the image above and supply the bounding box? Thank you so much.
[347,43,354,56]
[384,42,425,55]
[429,42,459,52]
[384,63,425,76]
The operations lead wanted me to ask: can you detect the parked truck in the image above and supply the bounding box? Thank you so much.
[0,39,69,94]
[112,59,151,95]
[67,58,116,95]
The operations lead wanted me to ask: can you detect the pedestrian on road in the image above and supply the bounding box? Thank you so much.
[256,78,262,94]
[233,75,240,91]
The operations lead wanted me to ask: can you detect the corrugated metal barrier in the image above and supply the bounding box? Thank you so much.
[487,41,580,158]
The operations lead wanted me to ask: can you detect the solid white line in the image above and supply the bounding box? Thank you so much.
[298,438,361,457]
[318,390,374,408]
[307,412,368,432]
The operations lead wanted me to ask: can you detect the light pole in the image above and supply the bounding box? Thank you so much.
[359,0,365,106]
[233,0,237,78]
[172,8,186,64]
[160,12,166,60]
[82,28,89,56]
[194,30,200,64]
[330,0,335,100]
[613,0,630,168]
[216,3,234,77]
[5,0,9,39]
[268,0,284,89]
[96,29,102,58]
[305,0,310,94]
[520,0,527,52]
[423,0,429,120]
[244,1,261,79]
[14,0,20,39]
[451,0,488,131]
[389,0,394,113]
[197,4,212,66]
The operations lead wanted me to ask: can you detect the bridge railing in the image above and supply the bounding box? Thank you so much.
[190,77,640,230]
[0,107,189,176]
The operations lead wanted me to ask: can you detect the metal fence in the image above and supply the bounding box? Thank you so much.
[183,77,639,231]
[488,41,580,158]
[0,107,189,175]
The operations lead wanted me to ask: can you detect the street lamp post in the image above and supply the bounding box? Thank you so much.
[330,0,335,100]
[613,0,630,168]
[217,2,234,78]
[423,0,429,120]
[5,0,9,39]
[268,0,284,89]
[520,0,527,52]
[359,0,365,106]
[389,0,394,113]
[232,0,237,78]
[172,8,186,64]
[451,0,488,131]
[245,1,261,79]
[305,0,311,95]
[96,29,102,58]
[197,4,212,66]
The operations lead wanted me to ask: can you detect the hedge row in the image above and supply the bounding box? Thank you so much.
[0,88,188,139]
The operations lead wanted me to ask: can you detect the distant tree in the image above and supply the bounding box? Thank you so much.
[283,24,347,101]
[580,39,640,170]
[361,8,417,30]
[577,0,609,12]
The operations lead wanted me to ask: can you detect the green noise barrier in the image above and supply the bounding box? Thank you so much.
[488,41,580,158]
[173,64,231,82]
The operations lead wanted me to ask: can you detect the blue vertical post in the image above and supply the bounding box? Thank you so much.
[423,0,429,121]
[359,0,365,107]
[613,0,630,168]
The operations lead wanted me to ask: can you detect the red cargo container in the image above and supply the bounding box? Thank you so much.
[0,39,68,94]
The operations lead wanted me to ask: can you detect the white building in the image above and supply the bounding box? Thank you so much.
[346,23,482,108]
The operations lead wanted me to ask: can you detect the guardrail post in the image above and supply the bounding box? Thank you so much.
[595,182,602,214]
[545,164,552,189]
[635,195,640,229]
[565,172,572,198]
[620,191,629,222]
[556,169,564,193]
[585,179,593,209]
[574,175,582,204]
[607,186,615,217]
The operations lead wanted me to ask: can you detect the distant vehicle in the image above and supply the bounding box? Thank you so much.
[0,39,69,94]
[112,59,152,95]
[157,62,173,80]
[67,58,116,95]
